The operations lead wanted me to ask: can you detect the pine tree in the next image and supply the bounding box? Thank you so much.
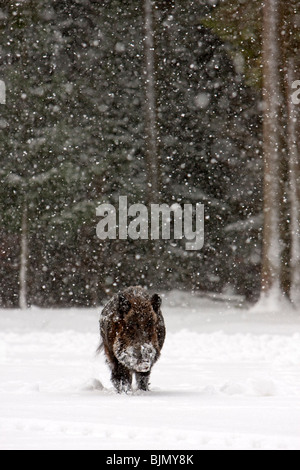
[155,1,262,299]
[203,0,300,306]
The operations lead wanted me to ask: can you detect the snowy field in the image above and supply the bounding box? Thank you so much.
[1,292,300,451]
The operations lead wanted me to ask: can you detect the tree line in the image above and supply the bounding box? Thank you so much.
[1,0,297,308]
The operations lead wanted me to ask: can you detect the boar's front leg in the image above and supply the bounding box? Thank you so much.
[111,361,132,394]
[136,371,151,391]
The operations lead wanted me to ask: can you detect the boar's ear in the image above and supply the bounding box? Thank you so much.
[151,294,162,313]
[118,293,131,317]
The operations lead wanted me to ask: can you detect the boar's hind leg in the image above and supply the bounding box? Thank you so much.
[111,362,132,394]
[136,371,151,391]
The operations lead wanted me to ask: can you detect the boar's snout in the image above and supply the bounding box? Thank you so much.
[134,343,157,373]
[113,340,157,373]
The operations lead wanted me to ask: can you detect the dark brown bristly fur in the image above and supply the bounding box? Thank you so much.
[98,286,166,393]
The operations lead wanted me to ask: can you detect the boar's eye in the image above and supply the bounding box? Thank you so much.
[118,293,131,317]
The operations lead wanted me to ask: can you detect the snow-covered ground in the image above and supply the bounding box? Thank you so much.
[1,292,300,450]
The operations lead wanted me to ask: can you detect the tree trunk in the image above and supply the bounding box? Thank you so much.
[261,0,294,302]
[144,0,160,205]
[261,0,282,296]
[278,0,294,301]
[287,57,300,302]
[287,3,300,304]
[19,201,28,310]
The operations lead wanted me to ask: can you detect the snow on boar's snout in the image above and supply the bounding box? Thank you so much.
[113,341,157,373]
[99,287,166,393]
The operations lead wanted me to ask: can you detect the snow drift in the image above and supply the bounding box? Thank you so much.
[0,292,300,450]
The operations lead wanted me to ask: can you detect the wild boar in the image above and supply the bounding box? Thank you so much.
[98,286,166,393]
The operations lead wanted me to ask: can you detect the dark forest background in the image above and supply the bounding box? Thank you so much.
[0,0,265,307]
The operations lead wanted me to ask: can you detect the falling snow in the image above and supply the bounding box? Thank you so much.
[0,0,300,451]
